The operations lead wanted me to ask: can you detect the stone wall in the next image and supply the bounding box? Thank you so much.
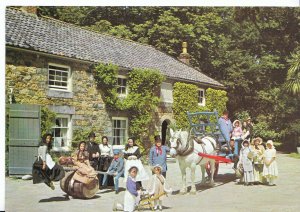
[6,49,112,137]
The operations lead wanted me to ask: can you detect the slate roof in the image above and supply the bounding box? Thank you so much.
[6,9,223,87]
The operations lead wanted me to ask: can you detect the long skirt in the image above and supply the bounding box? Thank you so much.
[263,161,278,178]
[243,171,254,183]
[124,190,136,212]
[98,156,114,186]
[253,164,264,182]
[32,158,65,186]
[124,159,149,182]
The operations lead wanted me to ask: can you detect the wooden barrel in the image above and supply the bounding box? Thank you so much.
[60,171,99,199]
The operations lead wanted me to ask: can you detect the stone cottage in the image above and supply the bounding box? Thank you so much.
[5,8,224,151]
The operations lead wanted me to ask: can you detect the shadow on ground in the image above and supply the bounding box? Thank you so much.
[172,173,236,195]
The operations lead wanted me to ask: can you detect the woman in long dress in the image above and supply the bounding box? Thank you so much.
[71,141,98,185]
[239,140,254,186]
[263,140,278,186]
[123,138,149,188]
[32,133,65,189]
[98,136,114,187]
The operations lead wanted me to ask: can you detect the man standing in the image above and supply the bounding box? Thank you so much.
[86,131,100,170]
[149,135,170,178]
[218,110,233,144]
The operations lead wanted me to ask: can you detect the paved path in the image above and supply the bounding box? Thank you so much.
[5,153,300,212]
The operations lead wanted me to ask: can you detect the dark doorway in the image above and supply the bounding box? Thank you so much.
[161,120,169,145]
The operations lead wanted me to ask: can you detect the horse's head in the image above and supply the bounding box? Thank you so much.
[169,129,189,157]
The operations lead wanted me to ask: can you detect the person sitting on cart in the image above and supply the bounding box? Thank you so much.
[218,110,233,146]
[221,138,239,169]
[102,149,124,194]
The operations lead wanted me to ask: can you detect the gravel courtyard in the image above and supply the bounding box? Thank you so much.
[5,153,300,212]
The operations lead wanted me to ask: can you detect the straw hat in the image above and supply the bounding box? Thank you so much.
[233,120,242,127]
[252,137,263,145]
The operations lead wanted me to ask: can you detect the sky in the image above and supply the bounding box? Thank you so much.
[1,0,299,211]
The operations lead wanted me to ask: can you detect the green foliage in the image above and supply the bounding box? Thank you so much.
[284,50,300,95]
[41,107,56,136]
[173,82,199,130]
[205,88,228,116]
[289,153,300,159]
[93,63,164,150]
[235,111,251,122]
[253,120,280,141]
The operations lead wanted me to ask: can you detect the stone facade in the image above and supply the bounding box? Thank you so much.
[6,49,112,149]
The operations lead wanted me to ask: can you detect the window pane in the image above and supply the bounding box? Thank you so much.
[121,120,126,128]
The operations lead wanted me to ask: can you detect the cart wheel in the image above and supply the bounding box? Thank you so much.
[205,161,219,178]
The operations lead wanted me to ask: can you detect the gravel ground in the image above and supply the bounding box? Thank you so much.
[5,153,300,212]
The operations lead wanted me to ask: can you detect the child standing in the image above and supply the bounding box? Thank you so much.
[250,137,265,184]
[239,140,254,186]
[124,166,140,212]
[232,120,243,139]
[148,165,172,211]
[263,140,278,186]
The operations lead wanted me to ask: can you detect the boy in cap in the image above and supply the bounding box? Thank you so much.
[102,149,124,194]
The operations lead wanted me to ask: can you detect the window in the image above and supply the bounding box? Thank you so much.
[112,117,128,145]
[117,76,127,96]
[198,89,205,106]
[160,82,173,103]
[52,115,72,150]
[48,64,71,91]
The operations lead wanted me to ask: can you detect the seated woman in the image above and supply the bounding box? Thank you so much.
[71,141,98,185]
[32,133,65,190]
[123,138,149,188]
[98,136,114,187]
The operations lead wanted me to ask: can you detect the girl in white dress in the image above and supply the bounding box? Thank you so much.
[263,140,278,186]
[239,140,254,185]
[124,166,140,212]
[147,165,172,211]
[123,138,149,187]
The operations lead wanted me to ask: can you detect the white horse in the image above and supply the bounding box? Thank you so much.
[169,129,217,194]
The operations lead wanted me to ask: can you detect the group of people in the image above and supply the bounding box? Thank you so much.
[32,132,172,211]
[218,110,279,186]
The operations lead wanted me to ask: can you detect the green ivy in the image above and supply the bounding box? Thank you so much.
[93,63,165,151]
[173,82,199,130]
[41,106,56,136]
[173,83,228,130]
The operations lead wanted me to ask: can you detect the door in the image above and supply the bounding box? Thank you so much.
[8,104,41,175]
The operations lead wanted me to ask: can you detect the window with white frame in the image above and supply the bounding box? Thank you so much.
[198,89,205,106]
[112,117,128,145]
[48,64,71,91]
[52,115,72,150]
[117,76,127,96]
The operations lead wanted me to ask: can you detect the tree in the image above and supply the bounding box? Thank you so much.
[284,50,300,95]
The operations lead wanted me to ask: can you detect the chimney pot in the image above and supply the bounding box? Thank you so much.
[178,42,190,65]
[21,6,37,15]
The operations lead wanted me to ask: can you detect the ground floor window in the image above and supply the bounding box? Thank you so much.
[52,115,72,150]
[112,117,128,145]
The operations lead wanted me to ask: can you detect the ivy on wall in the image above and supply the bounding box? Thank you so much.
[94,63,165,151]
[41,106,56,136]
[173,82,228,130]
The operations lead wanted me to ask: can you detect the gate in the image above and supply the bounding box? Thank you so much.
[8,104,41,175]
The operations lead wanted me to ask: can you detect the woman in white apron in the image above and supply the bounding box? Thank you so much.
[123,138,149,188]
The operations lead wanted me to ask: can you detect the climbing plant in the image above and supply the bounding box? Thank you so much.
[41,106,56,136]
[93,63,165,151]
[173,83,228,130]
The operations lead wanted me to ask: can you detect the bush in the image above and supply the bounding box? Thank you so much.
[41,106,56,136]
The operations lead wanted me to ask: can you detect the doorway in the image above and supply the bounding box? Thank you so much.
[161,120,169,145]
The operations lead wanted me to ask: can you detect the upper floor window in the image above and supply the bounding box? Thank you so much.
[117,76,127,97]
[198,88,205,106]
[48,64,71,91]
[160,82,173,103]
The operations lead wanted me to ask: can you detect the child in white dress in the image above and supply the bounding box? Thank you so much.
[263,140,278,186]
[147,165,172,211]
[239,140,254,186]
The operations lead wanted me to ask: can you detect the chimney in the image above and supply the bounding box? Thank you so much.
[178,42,190,65]
[21,6,37,15]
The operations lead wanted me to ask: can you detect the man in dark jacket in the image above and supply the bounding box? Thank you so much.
[86,131,100,170]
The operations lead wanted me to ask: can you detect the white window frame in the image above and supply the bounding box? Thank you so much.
[52,114,72,151]
[116,75,128,97]
[198,88,206,106]
[48,63,72,91]
[112,117,128,146]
